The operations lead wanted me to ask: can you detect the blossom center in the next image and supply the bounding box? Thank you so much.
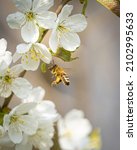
[58,25,69,33]
[10,115,24,124]
[30,48,40,61]
[25,12,35,21]
[4,75,12,84]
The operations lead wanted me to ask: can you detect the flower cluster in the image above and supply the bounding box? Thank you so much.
[7,0,87,71]
[0,87,59,150]
[0,0,101,150]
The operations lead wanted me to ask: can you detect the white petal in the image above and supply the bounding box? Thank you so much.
[11,77,32,99]
[65,109,84,121]
[33,0,54,12]
[0,38,7,55]
[30,101,58,122]
[21,53,40,71]
[3,115,10,131]
[0,61,7,72]
[34,43,52,64]
[49,30,58,53]
[20,115,38,135]
[16,43,32,54]
[59,137,74,150]
[21,21,39,43]
[7,12,25,29]
[8,124,22,144]
[36,11,57,29]
[60,32,80,51]
[64,14,87,32]
[11,102,37,116]
[23,86,45,103]
[58,5,73,23]
[10,64,24,77]
[13,52,22,63]
[66,118,92,139]
[13,0,32,12]
[0,84,12,98]
[3,51,12,65]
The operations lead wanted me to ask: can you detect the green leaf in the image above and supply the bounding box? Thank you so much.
[40,63,47,73]
[52,48,78,62]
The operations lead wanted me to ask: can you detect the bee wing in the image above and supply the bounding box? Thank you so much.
[61,74,70,86]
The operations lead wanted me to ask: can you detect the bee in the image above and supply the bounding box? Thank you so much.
[49,64,70,86]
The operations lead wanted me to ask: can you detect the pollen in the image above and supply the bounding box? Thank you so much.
[30,48,40,61]
[4,75,12,84]
[25,12,35,21]
[58,25,69,33]
[10,115,24,124]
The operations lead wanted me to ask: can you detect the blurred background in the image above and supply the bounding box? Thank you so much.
[0,0,120,150]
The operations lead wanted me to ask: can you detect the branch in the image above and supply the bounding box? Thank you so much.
[1,0,72,110]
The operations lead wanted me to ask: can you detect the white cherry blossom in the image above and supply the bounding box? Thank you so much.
[13,42,52,71]
[22,86,45,103]
[49,4,87,53]
[15,123,55,150]
[0,64,32,98]
[7,0,57,43]
[3,102,38,144]
[0,38,12,71]
[57,109,92,150]
[14,88,59,150]
[22,86,59,124]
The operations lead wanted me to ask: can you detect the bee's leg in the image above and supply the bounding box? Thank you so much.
[51,81,56,86]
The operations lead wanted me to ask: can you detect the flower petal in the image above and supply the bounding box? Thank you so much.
[0,84,12,98]
[3,115,10,131]
[33,0,54,12]
[21,53,40,71]
[65,109,84,121]
[13,0,32,12]
[21,21,39,43]
[36,11,57,29]
[60,32,80,51]
[34,43,52,64]
[49,30,58,53]
[64,14,87,32]
[10,64,24,77]
[11,102,37,116]
[11,77,32,99]
[16,43,32,54]
[20,115,38,135]
[8,124,23,144]
[23,86,45,103]
[1,51,12,67]
[13,52,22,63]
[0,38,7,55]
[58,5,73,23]
[7,12,25,29]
